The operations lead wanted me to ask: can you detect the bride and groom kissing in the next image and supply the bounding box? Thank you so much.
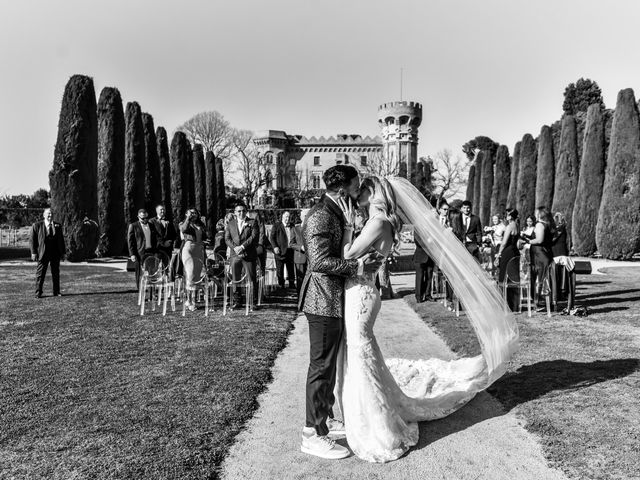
[297,165,520,463]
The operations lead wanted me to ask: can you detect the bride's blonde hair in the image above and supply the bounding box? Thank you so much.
[361,176,403,249]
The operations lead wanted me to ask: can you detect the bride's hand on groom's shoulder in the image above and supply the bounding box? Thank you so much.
[337,197,356,229]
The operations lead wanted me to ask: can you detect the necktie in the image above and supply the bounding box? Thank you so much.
[48,223,53,236]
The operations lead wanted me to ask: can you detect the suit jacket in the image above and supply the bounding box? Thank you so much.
[270,221,294,260]
[149,217,178,249]
[291,224,306,264]
[461,214,483,244]
[30,220,65,260]
[225,217,258,261]
[299,194,359,317]
[127,221,157,259]
[413,238,431,264]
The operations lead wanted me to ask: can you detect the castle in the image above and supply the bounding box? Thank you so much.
[252,101,422,207]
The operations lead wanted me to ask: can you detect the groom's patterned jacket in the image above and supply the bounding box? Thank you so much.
[298,194,359,317]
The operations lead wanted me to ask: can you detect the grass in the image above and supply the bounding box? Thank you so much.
[405,268,640,480]
[0,264,298,479]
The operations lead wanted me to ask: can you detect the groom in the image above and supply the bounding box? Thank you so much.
[298,165,382,459]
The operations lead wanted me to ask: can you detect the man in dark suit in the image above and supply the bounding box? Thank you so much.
[413,237,435,302]
[149,204,177,261]
[30,208,65,298]
[127,208,157,289]
[224,203,259,308]
[270,211,296,289]
[460,200,483,261]
[291,208,309,293]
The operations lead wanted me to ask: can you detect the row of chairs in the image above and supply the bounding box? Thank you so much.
[137,252,278,316]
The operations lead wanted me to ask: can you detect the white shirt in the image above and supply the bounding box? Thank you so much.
[141,222,152,249]
[45,220,55,235]
[237,217,246,233]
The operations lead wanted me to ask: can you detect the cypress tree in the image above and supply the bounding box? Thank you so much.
[205,150,218,237]
[573,104,605,255]
[465,164,475,201]
[473,151,483,213]
[97,86,125,257]
[186,140,195,208]
[516,134,537,218]
[193,143,207,217]
[49,74,99,261]
[479,149,494,226]
[156,126,171,220]
[170,131,190,224]
[142,113,161,214]
[124,102,146,223]
[490,145,510,217]
[506,141,521,209]
[215,155,226,220]
[596,89,640,259]
[551,115,580,246]
[535,125,555,210]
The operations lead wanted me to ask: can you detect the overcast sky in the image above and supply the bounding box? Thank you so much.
[1,0,639,195]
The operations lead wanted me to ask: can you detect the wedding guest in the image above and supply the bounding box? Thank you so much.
[485,214,506,245]
[496,208,521,311]
[270,211,296,289]
[552,212,569,257]
[291,208,310,293]
[525,207,555,310]
[127,208,157,289]
[213,218,228,259]
[149,204,177,262]
[179,208,207,310]
[30,208,65,298]
[521,215,536,240]
[414,236,435,303]
[253,210,269,274]
[460,200,483,261]
[225,203,259,308]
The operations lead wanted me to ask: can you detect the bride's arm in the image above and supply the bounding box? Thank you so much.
[343,218,384,260]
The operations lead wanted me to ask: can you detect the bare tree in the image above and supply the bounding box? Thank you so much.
[427,149,471,203]
[177,111,234,172]
[229,129,264,208]
[360,149,398,177]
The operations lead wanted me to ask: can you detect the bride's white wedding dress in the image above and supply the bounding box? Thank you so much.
[335,177,519,463]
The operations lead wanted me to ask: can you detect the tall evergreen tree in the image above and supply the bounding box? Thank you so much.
[205,150,218,237]
[465,164,475,201]
[124,102,146,223]
[49,74,99,261]
[473,151,483,212]
[142,113,161,213]
[479,149,494,225]
[156,126,172,220]
[215,154,226,220]
[573,104,605,255]
[186,140,195,208]
[562,78,605,115]
[596,89,640,259]
[97,86,125,257]
[516,134,537,218]
[193,143,207,217]
[551,115,580,246]
[490,145,510,216]
[535,125,555,210]
[506,141,521,209]
[170,131,190,224]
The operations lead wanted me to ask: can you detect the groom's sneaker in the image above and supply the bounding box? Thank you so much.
[326,418,345,435]
[301,427,350,459]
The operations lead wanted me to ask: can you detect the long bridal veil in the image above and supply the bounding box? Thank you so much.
[387,176,519,386]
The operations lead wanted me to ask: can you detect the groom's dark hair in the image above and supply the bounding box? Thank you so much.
[323,165,359,192]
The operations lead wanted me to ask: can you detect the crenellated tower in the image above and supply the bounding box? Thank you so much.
[377,101,422,184]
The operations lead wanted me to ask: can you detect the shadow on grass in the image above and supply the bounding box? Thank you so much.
[575,288,640,300]
[487,358,640,411]
[580,295,640,307]
[59,289,139,296]
[587,306,630,314]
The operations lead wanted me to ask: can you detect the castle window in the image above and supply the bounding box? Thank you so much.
[313,156,320,166]
[289,158,296,166]
[277,153,284,166]
[360,156,367,166]
[265,152,273,164]
[312,174,321,189]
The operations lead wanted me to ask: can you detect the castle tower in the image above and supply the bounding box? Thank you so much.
[377,101,422,184]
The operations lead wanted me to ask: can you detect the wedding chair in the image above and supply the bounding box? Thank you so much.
[181,256,210,317]
[263,254,278,294]
[255,256,266,306]
[163,250,184,315]
[205,252,227,312]
[139,252,169,316]
[502,255,532,317]
[535,264,553,318]
[223,259,253,316]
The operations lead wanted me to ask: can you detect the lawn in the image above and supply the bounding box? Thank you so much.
[405,267,640,480]
[0,264,298,479]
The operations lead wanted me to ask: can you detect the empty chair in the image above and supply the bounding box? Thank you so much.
[139,252,169,315]
[502,255,532,317]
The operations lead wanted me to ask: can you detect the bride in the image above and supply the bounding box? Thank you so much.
[335,176,519,463]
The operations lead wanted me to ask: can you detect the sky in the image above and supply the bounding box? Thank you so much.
[1,0,639,195]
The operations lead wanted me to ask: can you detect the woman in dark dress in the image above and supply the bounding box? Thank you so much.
[552,212,569,257]
[525,207,555,309]
[496,208,520,311]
